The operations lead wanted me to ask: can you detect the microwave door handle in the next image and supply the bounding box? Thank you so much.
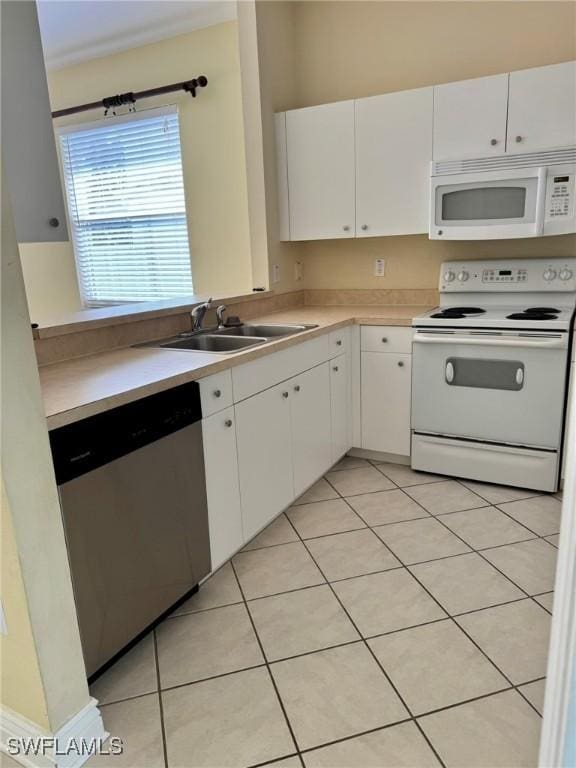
[413,335,566,350]
[534,167,547,235]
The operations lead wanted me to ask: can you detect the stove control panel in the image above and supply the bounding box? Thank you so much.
[439,259,576,292]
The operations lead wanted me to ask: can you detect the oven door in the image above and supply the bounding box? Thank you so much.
[430,167,546,240]
[412,330,568,449]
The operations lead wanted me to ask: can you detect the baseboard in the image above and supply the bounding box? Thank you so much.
[348,447,411,465]
[1,698,107,768]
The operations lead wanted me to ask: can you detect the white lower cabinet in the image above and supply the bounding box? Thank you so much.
[234,381,294,541]
[361,351,412,456]
[330,354,351,462]
[291,363,333,498]
[202,407,244,570]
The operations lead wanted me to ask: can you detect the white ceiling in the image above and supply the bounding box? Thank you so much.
[36,0,237,70]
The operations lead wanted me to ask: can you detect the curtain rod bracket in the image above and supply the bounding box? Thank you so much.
[183,76,208,98]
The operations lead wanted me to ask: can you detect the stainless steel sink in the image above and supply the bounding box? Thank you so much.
[137,323,318,354]
[158,335,267,353]
[215,323,317,338]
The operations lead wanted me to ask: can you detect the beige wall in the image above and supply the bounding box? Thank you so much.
[267,1,576,291]
[1,479,50,730]
[19,242,82,323]
[24,20,253,320]
[2,165,90,732]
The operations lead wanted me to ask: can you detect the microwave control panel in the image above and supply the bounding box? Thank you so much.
[546,173,575,219]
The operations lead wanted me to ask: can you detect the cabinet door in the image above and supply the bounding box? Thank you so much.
[330,354,352,462]
[355,88,433,236]
[274,112,291,241]
[286,101,355,240]
[202,408,244,570]
[235,383,294,541]
[1,2,68,242]
[508,61,576,154]
[433,74,509,160]
[361,352,412,456]
[291,364,333,497]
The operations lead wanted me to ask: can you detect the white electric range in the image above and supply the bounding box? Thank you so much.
[411,258,576,492]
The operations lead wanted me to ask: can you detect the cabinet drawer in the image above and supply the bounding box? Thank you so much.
[329,327,350,357]
[232,335,331,402]
[199,370,233,416]
[361,326,413,354]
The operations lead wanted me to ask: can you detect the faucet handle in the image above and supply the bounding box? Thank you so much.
[216,304,227,327]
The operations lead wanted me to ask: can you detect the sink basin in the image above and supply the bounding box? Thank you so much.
[159,335,267,353]
[216,324,318,338]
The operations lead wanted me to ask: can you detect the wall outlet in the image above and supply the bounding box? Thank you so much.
[272,264,280,283]
[374,258,386,277]
[294,261,303,282]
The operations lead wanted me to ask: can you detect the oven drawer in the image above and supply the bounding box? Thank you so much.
[411,332,568,449]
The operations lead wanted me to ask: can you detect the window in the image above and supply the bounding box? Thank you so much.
[59,107,193,307]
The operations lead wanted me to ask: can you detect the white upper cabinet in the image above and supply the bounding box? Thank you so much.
[355,87,433,236]
[507,61,576,153]
[274,112,291,241]
[433,73,509,160]
[286,101,355,240]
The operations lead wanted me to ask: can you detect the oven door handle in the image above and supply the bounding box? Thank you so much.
[413,334,567,350]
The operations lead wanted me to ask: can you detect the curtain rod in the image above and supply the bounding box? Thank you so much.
[51,75,208,119]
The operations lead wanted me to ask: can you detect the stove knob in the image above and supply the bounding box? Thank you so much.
[444,270,456,283]
[543,268,557,281]
[457,270,470,282]
[559,268,573,281]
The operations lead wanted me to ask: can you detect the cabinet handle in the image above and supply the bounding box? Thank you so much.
[213,389,222,398]
[282,391,289,398]
[382,337,388,343]
[225,419,233,428]
[336,340,342,346]
[397,361,404,368]
[361,224,368,231]
[333,366,339,372]
[342,225,350,232]
[294,385,301,392]
[48,217,60,228]
[490,138,498,146]
[515,135,523,143]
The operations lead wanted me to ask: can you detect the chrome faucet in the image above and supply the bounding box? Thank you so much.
[190,297,213,331]
[216,305,227,329]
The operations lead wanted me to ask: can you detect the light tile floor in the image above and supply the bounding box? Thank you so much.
[85,457,560,768]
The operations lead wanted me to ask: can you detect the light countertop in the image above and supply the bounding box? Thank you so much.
[40,305,430,430]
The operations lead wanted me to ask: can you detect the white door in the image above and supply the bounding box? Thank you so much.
[235,383,294,541]
[433,74,509,160]
[330,354,351,462]
[355,87,433,236]
[286,101,355,240]
[508,61,576,154]
[202,408,244,570]
[291,364,333,497]
[361,352,412,456]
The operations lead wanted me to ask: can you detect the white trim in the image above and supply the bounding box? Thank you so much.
[1,699,107,768]
[539,385,576,766]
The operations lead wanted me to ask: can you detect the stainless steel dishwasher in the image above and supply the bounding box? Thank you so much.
[50,381,211,679]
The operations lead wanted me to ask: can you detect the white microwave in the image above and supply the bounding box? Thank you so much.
[430,148,576,240]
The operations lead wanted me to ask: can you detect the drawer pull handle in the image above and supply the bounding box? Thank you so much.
[397,361,404,368]
[516,368,524,386]
[333,366,339,372]
[294,385,301,392]
[445,361,454,384]
[282,391,289,399]
[382,337,388,343]
[336,340,342,346]
[225,419,233,428]
[214,389,222,398]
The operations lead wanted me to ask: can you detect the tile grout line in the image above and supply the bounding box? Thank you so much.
[229,558,306,768]
[152,630,169,768]
[281,510,449,768]
[327,469,547,719]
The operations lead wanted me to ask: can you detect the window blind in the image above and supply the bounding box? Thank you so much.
[59,108,193,307]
